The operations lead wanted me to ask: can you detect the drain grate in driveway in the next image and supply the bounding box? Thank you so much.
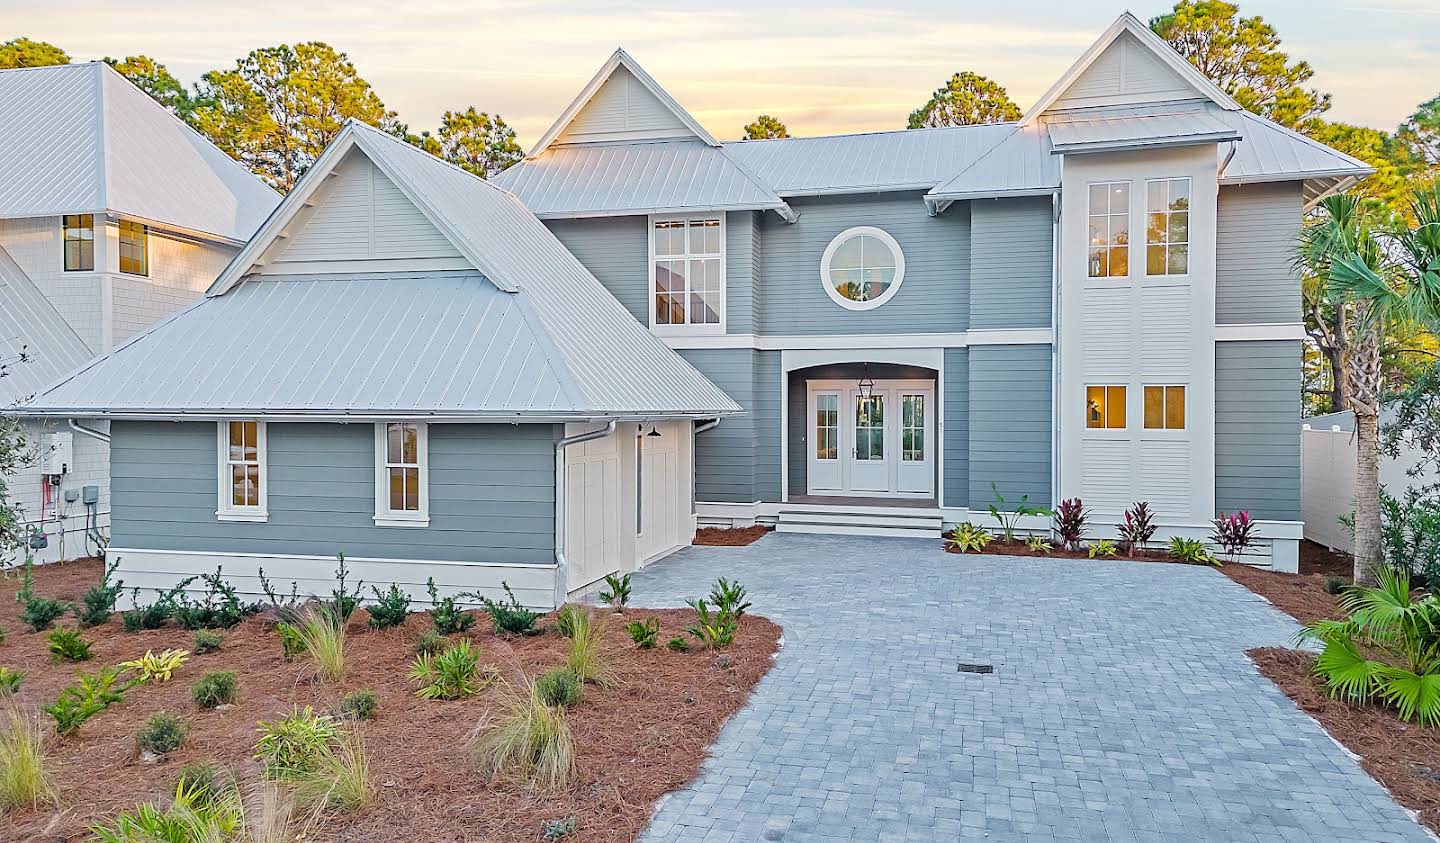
[957,663,994,674]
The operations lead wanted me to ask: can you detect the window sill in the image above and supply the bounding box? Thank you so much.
[650,324,726,337]
[216,510,268,523]
[374,515,429,528]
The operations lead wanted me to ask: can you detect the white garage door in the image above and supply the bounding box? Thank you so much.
[564,427,621,592]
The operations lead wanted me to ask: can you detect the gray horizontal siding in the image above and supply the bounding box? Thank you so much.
[968,345,1052,509]
[726,210,757,334]
[754,352,781,503]
[944,349,969,508]
[111,421,557,563]
[544,216,650,323]
[757,192,969,335]
[969,197,1052,329]
[1216,340,1301,520]
[1216,182,1302,325]
[681,349,757,503]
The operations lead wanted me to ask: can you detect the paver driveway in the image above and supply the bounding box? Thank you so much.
[630,533,1430,842]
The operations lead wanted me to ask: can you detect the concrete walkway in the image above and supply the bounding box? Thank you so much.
[631,533,1430,842]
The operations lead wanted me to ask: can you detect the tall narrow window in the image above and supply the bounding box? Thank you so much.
[217,420,266,521]
[1144,385,1187,430]
[815,394,838,461]
[1087,182,1129,278]
[375,422,428,526]
[119,219,148,276]
[652,217,723,328]
[635,430,645,535]
[1146,178,1190,276]
[63,214,94,271]
[1085,385,1127,429]
[901,394,925,461]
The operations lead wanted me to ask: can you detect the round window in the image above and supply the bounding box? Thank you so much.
[820,226,905,310]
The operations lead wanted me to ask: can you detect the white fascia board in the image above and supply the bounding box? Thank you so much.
[17,409,748,423]
[533,201,792,220]
[927,186,1060,202]
[1049,131,1240,155]
[1219,167,1375,187]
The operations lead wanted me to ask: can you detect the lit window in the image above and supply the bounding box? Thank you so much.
[119,219,148,276]
[217,420,266,521]
[1146,178,1190,276]
[1085,385,1127,429]
[63,215,94,271]
[1144,385,1187,430]
[375,422,428,526]
[653,217,722,328]
[1087,182,1129,278]
[821,226,905,310]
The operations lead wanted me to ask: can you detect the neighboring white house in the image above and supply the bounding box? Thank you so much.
[0,62,279,563]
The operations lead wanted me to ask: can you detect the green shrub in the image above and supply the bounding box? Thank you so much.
[1168,536,1218,566]
[47,627,93,663]
[91,777,249,841]
[367,584,410,630]
[339,690,377,722]
[170,568,256,630]
[684,599,737,648]
[535,668,581,708]
[136,711,185,755]
[599,573,631,611]
[192,671,237,710]
[77,559,124,628]
[945,522,992,553]
[467,677,574,791]
[118,649,189,684]
[1087,538,1119,559]
[707,579,749,621]
[665,636,690,652]
[1052,498,1090,551]
[275,621,307,662]
[1325,575,1348,595]
[625,617,660,649]
[254,706,340,777]
[409,640,492,700]
[414,628,445,656]
[192,629,223,654]
[295,603,347,683]
[325,552,365,622]
[20,597,68,632]
[121,588,173,633]
[0,667,22,696]
[0,705,56,812]
[426,577,475,635]
[1025,535,1053,553]
[258,567,303,623]
[479,582,539,636]
[42,666,127,735]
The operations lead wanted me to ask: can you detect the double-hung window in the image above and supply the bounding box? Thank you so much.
[375,422,428,526]
[63,215,95,271]
[1087,182,1129,278]
[119,219,148,276]
[651,216,723,330]
[217,420,267,521]
[1146,178,1190,276]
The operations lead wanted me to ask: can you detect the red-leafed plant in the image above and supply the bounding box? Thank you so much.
[1211,511,1259,562]
[1052,498,1090,551]
[1117,502,1157,556]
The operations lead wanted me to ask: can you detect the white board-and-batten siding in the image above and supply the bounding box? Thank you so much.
[559,65,692,145]
[1052,31,1198,111]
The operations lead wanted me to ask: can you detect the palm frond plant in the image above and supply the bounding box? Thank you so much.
[1300,567,1440,726]
[408,639,494,700]
[987,482,1052,543]
[598,573,631,611]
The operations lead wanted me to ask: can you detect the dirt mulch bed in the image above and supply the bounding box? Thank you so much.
[1300,539,1354,578]
[1220,562,1345,625]
[1250,647,1440,834]
[692,525,771,547]
[0,559,781,842]
[944,537,1174,562]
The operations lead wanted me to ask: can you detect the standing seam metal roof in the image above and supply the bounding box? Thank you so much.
[0,245,90,406]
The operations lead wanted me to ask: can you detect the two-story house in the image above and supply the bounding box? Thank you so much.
[492,13,1371,573]
[0,61,279,562]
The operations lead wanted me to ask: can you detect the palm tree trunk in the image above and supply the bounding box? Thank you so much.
[1353,408,1383,586]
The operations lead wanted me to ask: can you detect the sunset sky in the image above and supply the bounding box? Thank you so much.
[4,0,1435,145]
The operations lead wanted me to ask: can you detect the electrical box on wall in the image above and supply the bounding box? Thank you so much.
[41,432,73,476]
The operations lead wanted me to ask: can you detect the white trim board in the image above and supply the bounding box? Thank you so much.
[655,327,1281,351]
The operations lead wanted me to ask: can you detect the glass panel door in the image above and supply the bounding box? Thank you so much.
[808,391,843,492]
[850,392,888,492]
[897,391,934,494]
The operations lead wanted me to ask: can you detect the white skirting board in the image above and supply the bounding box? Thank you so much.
[106,547,561,611]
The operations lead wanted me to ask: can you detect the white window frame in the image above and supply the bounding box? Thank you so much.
[216,420,267,522]
[1083,384,1129,434]
[648,214,726,336]
[819,225,906,311]
[374,422,429,527]
[1086,181,1131,280]
[1142,383,1189,432]
[1145,177,1191,278]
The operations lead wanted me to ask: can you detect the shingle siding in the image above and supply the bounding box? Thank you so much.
[1216,182,1302,325]
[1215,340,1300,520]
[969,197,1052,329]
[969,345,1052,508]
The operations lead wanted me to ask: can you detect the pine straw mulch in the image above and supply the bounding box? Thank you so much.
[692,525,771,547]
[0,558,782,842]
[1249,648,1440,835]
[943,537,1174,562]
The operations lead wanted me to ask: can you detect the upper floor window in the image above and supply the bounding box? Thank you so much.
[375,421,428,526]
[63,214,94,271]
[1144,385,1187,430]
[217,419,266,521]
[652,217,722,329]
[1085,385,1127,429]
[1087,182,1129,278]
[1146,178,1189,276]
[820,226,905,311]
[119,219,148,276]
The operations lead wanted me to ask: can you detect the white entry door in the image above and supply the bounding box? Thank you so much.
[848,391,889,492]
[807,391,843,492]
[805,380,935,498]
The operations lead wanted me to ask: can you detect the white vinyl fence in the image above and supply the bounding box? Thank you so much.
[1300,410,1432,553]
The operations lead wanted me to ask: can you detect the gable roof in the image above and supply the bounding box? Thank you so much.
[528,48,720,158]
[26,122,741,420]
[1021,12,1241,126]
[0,62,279,243]
[0,245,90,406]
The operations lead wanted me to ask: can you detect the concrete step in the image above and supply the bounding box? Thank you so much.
[776,507,943,539]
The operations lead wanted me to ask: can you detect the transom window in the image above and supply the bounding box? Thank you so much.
[901,394,925,462]
[217,420,266,521]
[1144,385,1187,430]
[375,422,429,526]
[821,226,905,310]
[1146,178,1190,276]
[1085,385,1127,429]
[119,219,148,276]
[63,214,94,271]
[1087,182,1129,278]
[652,217,722,328]
[814,394,838,461]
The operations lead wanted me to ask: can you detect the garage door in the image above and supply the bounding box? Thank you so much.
[564,427,621,592]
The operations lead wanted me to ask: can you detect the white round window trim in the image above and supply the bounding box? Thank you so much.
[819,226,906,311]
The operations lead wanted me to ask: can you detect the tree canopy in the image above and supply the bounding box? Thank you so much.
[742,114,788,140]
[0,37,68,70]
[408,107,523,179]
[907,71,1021,129]
[104,56,190,115]
[1398,95,1440,172]
[1150,0,1329,131]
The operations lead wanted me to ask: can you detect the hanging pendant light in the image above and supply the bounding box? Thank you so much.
[646,423,662,438]
[858,363,875,400]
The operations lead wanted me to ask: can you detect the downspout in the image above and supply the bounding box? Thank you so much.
[694,418,721,435]
[552,420,617,607]
[68,419,110,444]
[1050,190,1062,519]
